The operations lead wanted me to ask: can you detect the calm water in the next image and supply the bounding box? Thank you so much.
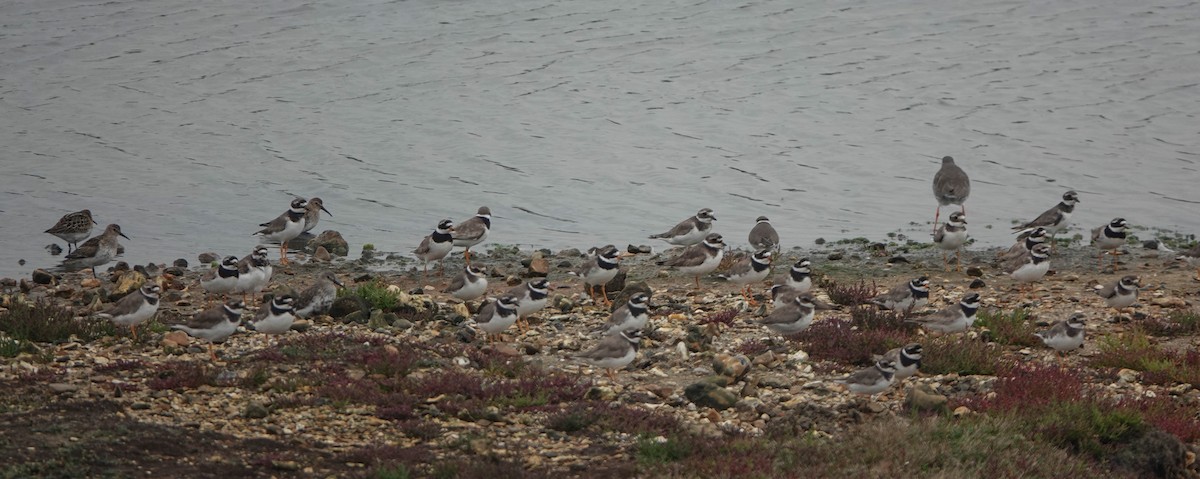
[2,0,1198,278]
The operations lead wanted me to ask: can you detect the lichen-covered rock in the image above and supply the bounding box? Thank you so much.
[685,381,739,410]
[306,230,348,257]
[713,353,751,381]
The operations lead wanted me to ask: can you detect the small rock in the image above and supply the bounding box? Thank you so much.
[712,353,751,380]
[32,269,57,285]
[627,244,652,254]
[243,401,270,419]
[827,252,844,261]
[197,252,219,264]
[80,278,101,289]
[814,238,826,245]
[684,381,739,410]
[48,383,79,394]
[705,409,721,423]
[865,401,887,413]
[328,296,365,319]
[965,267,984,277]
[110,271,147,300]
[290,320,312,332]
[1142,239,1160,250]
[752,351,777,366]
[46,244,63,256]
[306,230,349,257]
[313,246,332,263]
[161,331,192,348]
[271,461,301,472]
[490,344,522,357]
[552,295,575,313]
[887,256,908,264]
[526,252,549,277]
[953,406,972,417]
[903,384,949,412]
[1151,297,1187,308]
[130,402,151,411]
[586,386,617,402]
[1118,368,1139,383]
[173,258,189,268]
[968,279,986,289]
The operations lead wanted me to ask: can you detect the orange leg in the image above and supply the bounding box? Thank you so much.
[464,248,473,266]
[279,244,290,265]
[933,205,941,236]
[208,343,218,362]
[955,249,962,272]
[130,324,139,342]
[694,276,701,289]
[600,284,611,306]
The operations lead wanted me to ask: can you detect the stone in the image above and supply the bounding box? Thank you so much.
[887,256,908,264]
[552,296,575,313]
[752,351,777,366]
[903,384,949,412]
[1142,239,1160,250]
[161,331,192,348]
[627,244,652,254]
[343,311,368,324]
[586,386,617,402]
[173,258,189,268]
[826,252,844,261]
[110,271,147,300]
[80,278,101,289]
[31,269,57,285]
[198,252,219,264]
[603,270,628,296]
[306,230,349,257]
[684,381,739,410]
[965,266,984,277]
[712,353,751,380]
[313,246,332,263]
[968,279,986,289]
[1111,430,1187,478]
[46,244,63,256]
[328,296,365,319]
[290,320,312,332]
[526,252,549,277]
[953,406,972,417]
[1118,368,1139,383]
[243,401,270,419]
[48,383,79,394]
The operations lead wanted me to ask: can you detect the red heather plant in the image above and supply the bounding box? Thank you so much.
[1142,310,1200,336]
[792,317,910,366]
[1117,395,1200,443]
[699,308,739,327]
[920,336,999,376]
[961,362,1084,413]
[820,279,878,306]
[545,401,680,436]
[848,305,917,333]
[734,339,771,357]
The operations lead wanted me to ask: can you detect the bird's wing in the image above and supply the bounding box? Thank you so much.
[1014,207,1062,230]
[663,245,708,267]
[1095,282,1117,299]
[256,212,290,235]
[65,236,102,259]
[1002,247,1033,273]
[651,217,697,239]
[577,335,628,360]
[452,217,486,242]
[413,235,433,255]
[443,274,467,293]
